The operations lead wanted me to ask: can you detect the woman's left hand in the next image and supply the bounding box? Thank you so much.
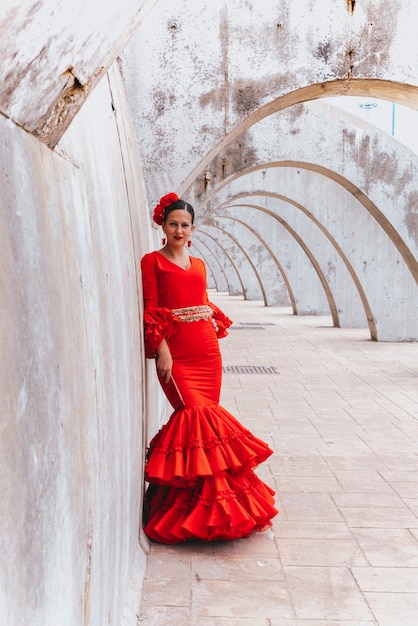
[155,339,173,383]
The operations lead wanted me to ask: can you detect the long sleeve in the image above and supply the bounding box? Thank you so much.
[141,253,176,358]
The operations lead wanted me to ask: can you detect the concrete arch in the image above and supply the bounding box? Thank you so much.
[201,218,285,308]
[208,211,340,327]
[211,214,296,312]
[191,236,236,294]
[194,230,245,296]
[180,79,418,197]
[194,96,418,259]
[190,239,220,291]
[201,161,418,285]
[216,197,377,339]
[205,166,418,340]
[198,223,267,303]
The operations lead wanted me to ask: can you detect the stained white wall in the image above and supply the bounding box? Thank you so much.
[0,63,155,626]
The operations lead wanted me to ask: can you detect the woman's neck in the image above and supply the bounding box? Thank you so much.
[159,246,191,269]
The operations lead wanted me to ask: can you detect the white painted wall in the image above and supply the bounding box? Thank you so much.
[0,63,153,626]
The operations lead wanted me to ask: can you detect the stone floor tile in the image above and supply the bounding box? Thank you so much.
[192,616,272,626]
[271,464,333,478]
[191,555,284,581]
[379,456,418,471]
[269,454,328,473]
[276,520,352,539]
[277,537,367,566]
[270,621,375,626]
[340,505,418,528]
[148,540,215,557]
[352,528,418,566]
[332,470,394,493]
[138,606,191,625]
[331,491,404,507]
[141,578,190,607]
[275,474,343,492]
[191,579,292,620]
[364,592,418,626]
[352,566,418,592]
[379,470,418,482]
[324,456,390,471]
[278,492,344,521]
[402,498,418,513]
[144,552,190,580]
[283,566,373,620]
[212,529,279,558]
[388,481,418,499]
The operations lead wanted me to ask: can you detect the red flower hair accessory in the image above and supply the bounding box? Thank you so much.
[152,192,179,225]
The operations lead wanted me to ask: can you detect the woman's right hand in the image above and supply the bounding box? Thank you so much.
[155,340,173,383]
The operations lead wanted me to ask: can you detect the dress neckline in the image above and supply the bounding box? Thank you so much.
[156,250,192,271]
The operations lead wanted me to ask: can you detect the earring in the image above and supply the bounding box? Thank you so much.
[162,237,166,245]
[187,239,192,248]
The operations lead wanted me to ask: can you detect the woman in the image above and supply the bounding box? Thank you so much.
[141,192,278,544]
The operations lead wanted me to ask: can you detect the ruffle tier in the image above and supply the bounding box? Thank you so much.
[145,404,273,487]
[143,403,278,543]
[143,468,277,544]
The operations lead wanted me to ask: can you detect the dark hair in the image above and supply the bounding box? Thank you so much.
[163,199,195,224]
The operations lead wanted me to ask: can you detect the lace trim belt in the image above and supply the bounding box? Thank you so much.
[172,305,213,322]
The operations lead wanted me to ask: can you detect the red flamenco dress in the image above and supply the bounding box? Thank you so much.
[141,251,278,543]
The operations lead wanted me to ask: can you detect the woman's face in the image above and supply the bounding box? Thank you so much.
[163,209,194,248]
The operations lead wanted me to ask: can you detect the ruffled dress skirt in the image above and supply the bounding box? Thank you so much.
[143,317,278,544]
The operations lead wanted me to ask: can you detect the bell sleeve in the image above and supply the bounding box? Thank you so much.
[143,307,176,359]
[208,301,233,339]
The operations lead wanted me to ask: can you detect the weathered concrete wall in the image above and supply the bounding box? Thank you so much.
[0,0,158,146]
[0,62,153,626]
[123,0,418,202]
[122,0,418,340]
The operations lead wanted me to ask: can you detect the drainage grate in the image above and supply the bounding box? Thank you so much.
[230,326,266,330]
[238,322,275,326]
[229,322,274,330]
[223,365,279,375]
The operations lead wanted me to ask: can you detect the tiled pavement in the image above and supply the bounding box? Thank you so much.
[139,293,418,626]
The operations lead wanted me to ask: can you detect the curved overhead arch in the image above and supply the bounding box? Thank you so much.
[198,222,268,304]
[179,79,418,196]
[201,161,418,285]
[207,211,340,328]
[215,194,377,339]
[193,230,246,297]
[191,239,221,291]
[213,214,297,313]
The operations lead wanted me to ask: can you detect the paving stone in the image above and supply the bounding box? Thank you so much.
[191,579,292,619]
[191,555,284,582]
[364,592,418,626]
[352,566,418,592]
[277,537,367,566]
[340,505,418,528]
[283,565,373,620]
[352,528,418,567]
[138,606,191,625]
